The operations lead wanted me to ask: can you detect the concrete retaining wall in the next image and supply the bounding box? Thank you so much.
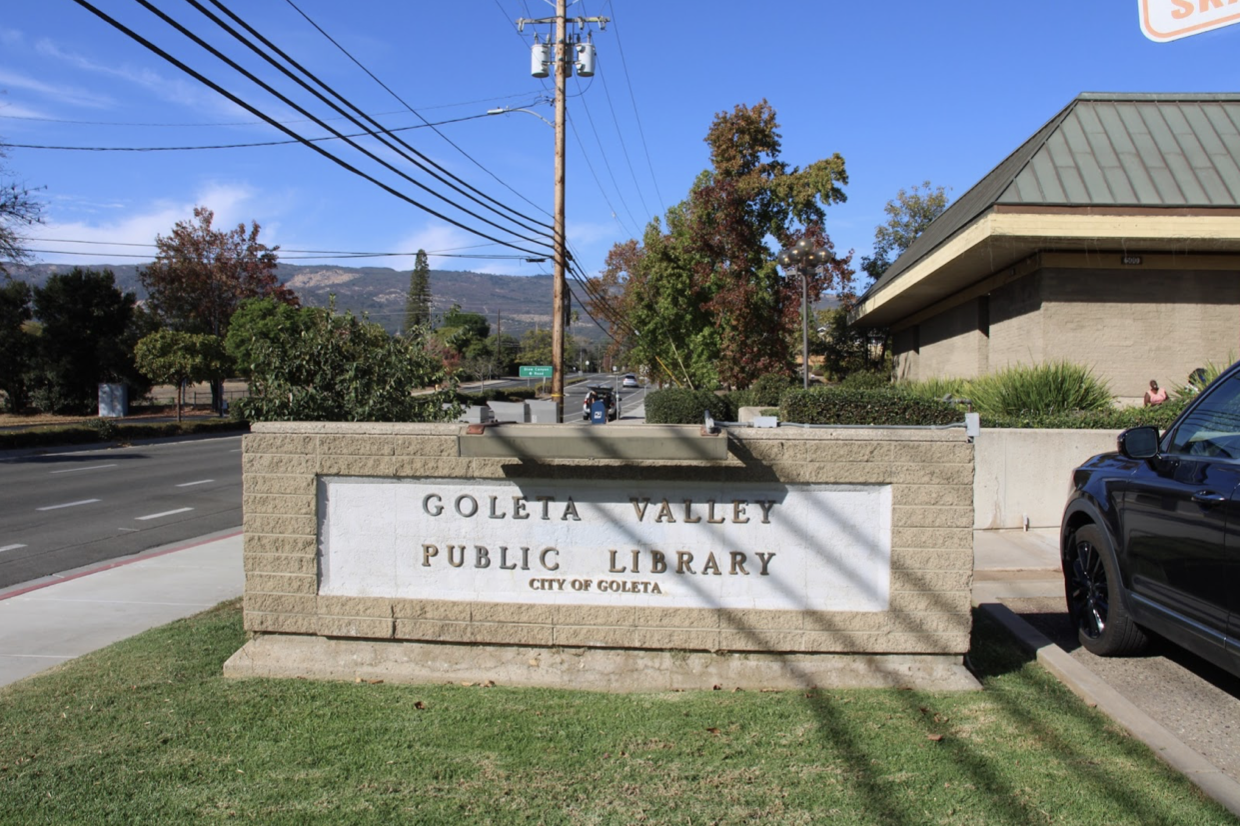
[974,428,1120,530]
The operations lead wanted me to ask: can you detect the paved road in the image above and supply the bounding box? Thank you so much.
[0,435,243,590]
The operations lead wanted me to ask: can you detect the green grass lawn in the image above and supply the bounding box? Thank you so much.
[0,602,1233,825]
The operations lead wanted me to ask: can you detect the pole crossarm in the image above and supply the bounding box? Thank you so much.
[516,16,610,31]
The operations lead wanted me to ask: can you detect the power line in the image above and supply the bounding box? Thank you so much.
[70,0,551,258]
[0,111,496,152]
[283,0,553,222]
[569,85,640,234]
[178,0,552,243]
[602,1,665,212]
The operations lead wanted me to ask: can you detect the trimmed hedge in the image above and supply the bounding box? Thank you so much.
[780,387,962,426]
[645,388,737,425]
[458,387,537,405]
[0,419,249,451]
[981,397,1188,430]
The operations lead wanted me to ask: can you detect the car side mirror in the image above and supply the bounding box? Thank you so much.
[1119,426,1160,460]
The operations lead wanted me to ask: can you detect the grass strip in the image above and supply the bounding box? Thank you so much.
[0,604,1232,825]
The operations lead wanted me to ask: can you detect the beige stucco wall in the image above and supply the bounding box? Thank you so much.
[891,261,1240,401]
[240,423,975,659]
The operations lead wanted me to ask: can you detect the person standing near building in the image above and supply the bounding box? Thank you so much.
[1144,379,1167,406]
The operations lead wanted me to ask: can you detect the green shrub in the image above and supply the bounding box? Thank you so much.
[781,387,962,426]
[982,396,1188,430]
[899,376,971,402]
[967,361,1112,417]
[645,388,736,424]
[458,387,537,405]
[838,370,892,390]
[746,373,796,406]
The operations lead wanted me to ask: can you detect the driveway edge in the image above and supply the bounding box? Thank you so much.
[979,602,1240,819]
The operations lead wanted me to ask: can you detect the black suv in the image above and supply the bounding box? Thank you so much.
[1061,361,1240,676]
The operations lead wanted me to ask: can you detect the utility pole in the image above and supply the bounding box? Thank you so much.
[516,4,608,421]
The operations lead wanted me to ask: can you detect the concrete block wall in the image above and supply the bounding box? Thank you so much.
[242,423,975,657]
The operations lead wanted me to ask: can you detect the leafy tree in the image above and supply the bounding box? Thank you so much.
[859,181,951,283]
[0,146,42,274]
[224,297,307,377]
[236,302,456,423]
[0,277,33,411]
[403,250,432,335]
[30,268,147,414]
[589,100,852,389]
[133,330,229,422]
[140,206,296,411]
[517,328,579,369]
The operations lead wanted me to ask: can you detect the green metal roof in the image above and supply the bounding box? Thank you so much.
[864,93,1240,300]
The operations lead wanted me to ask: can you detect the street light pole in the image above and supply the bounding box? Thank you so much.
[778,238,833,389]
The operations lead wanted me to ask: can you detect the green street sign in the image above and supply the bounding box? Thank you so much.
[519,365,553,378]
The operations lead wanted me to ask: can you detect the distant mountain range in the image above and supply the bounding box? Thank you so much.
[6,262,595,342]
[5,261,842,343]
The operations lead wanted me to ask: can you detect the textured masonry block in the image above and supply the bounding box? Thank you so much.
[243,513,316,536]
[245,611,318,635]
[471,623,556,647]
[888,611,973,634]
[633,606,719,629]
[394,619,473,642]
[892,484,973,507]
[891,463,975,486]
[317,595,393,618]
[630,627,722,651]
[888,590,972,613]
[243,554,317,575]
[243,433,316,455]
[244,453,317,475]
[803,441,894,465]
[895,442,974,465]
[802,612,893,633]
[890,549,973,571]
[553,625,648,649]
[392,599,473,622]
[316,456,396,476]
[392,457,476,479]
[473,602,555,625]
[243,494,316,517]
[245,592,317,615]
[554,604,636,628]
[244,534,316,555]
[245,573,317,595]
[317,616,394,639]
[893,506,974,529]
[317,435,395,456]
[891,570,973,592]
[719,608,804,631]
[393,435,458,457]
[244,474,316,496]
[892,527,972,551]
[718,628,807,652]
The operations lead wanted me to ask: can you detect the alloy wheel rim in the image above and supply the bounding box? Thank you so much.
[1068,538,1107,639]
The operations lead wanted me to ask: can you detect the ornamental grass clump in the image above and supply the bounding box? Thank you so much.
[966,361,1112,418]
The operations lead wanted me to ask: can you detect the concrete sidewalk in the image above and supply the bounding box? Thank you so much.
[0,528,243,688]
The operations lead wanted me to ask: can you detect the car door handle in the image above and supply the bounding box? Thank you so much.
[1192,490,1228,506]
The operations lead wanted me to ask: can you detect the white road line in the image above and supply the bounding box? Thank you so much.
[0,544,27,553]
[135,507,194,521]
[50,463,117,474]
[37,499,101,511]
[176,479,214,487]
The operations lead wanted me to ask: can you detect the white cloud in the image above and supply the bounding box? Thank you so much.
[26,181,264,264]
[0,68,115,110]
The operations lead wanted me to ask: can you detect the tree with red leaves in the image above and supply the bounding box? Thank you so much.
[140,206,297,411]
[589,101,852,388]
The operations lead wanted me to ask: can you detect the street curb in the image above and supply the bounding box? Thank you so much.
[979,602,1240,819]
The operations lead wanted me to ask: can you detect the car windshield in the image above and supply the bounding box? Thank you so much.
[1166,371,1240,459]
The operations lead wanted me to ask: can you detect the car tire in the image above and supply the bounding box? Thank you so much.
[1063,524,1148,656]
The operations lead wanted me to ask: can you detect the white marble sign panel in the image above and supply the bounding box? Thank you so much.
[319,477,891,612]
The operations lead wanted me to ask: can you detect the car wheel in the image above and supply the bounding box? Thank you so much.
[1063,524,1148,656]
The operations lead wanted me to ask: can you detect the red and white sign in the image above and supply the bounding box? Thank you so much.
[1140,0,1240,42]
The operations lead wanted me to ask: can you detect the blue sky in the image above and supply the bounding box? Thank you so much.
[2,1,1238,302]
